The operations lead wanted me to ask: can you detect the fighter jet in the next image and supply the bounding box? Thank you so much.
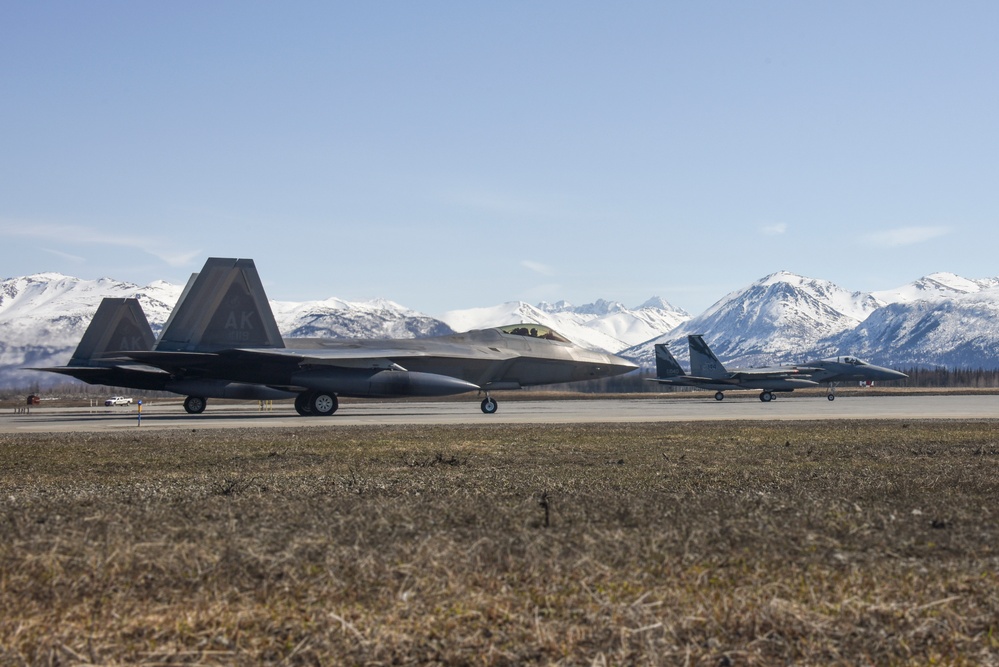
[651,335,907,402]
[55,257,636,416]
[651,336,819,402]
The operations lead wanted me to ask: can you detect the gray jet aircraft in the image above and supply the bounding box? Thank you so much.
[652,334,906,401]
[57,257,636,416]
[652,336,819,402]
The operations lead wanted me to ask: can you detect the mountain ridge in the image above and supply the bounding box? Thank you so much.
[4,269,999,389]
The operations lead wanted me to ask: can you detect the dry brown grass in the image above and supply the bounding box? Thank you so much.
[1,420,998,665]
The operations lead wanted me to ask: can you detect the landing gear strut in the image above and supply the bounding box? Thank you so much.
[827,384,837,401]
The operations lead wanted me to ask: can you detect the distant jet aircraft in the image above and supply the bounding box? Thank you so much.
[651,335,907,402]
[652,335,819,402]
[39,258,637,416]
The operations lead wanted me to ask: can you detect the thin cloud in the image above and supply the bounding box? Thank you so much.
[41,247,86,263]
[761,223,787,236]
[1,220,201,267]
[521,260,556,276]
[863,226,952,247]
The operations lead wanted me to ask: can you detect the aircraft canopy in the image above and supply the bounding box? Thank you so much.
[499,324,571,343]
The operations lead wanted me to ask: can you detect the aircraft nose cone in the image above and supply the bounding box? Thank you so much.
[609,356,639,375]
[872,366,908,381]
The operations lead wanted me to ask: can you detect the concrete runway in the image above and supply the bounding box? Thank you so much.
[2,394,997,433]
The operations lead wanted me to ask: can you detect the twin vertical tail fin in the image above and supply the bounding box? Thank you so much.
[654,344,686,379]
[687,335,728,379]
[69,298,156,366]
[155,258,285,352]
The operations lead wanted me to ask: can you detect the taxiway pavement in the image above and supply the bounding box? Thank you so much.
[2,394,996,433]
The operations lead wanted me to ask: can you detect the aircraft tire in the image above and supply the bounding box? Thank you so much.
[714,392,725,401]
[481,397,498,414]
[310,392,339,416]
[294,392,312,416]
[184,396,207,414]
[827,394,836,401]
[760,392,773,402]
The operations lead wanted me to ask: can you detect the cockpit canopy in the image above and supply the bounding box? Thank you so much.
[822,356,867,366]
[499,323,571,343]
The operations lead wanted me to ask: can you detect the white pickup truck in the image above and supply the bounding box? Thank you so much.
[105,396,133,406]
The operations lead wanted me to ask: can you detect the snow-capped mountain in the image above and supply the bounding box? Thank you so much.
[818,289,999,368]
[871,272,999,304]
[441,297,689,352]
[0,273,181,345]
[623,272,883,368]
[622,270,999,371]
[271,298,453,339]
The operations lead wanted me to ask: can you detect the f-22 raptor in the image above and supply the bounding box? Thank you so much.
[35,258,637,416]
[652,334,907,402]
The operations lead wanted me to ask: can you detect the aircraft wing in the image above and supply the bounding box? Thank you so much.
[228,346,523,372]
[117,351,226,372]
[650,374,743,386]
[123,345,518,372]
[727,367,813,380]
[27,364,168,378]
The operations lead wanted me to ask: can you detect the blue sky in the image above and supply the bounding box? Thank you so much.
[2,2,997,316]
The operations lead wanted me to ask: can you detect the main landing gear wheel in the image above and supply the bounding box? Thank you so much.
[759,391,775,402]
[481,397,498,414]
[714,392,725,401]
[827,393,836,401]
[309,392,339,416]
[294,392,312,416]
[184,396,207,414]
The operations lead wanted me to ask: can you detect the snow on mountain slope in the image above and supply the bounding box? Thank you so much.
[441,301,624,351]
[819,288,999,368]
[442,297,689,352]
[0,273,181,345]
[272,298,454,339]
[623,271,882,367]
[872,272,999,305]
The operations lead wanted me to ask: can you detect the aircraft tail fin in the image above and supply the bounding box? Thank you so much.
[155,257,285,352]
[688,335,728,379]
[654,344,686,379]
[69,298,156,366]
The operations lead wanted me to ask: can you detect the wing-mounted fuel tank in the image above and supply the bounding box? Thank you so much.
[164,379,296,401]
[291,367,479,398]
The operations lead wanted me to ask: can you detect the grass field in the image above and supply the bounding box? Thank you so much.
[1,420,997,665]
